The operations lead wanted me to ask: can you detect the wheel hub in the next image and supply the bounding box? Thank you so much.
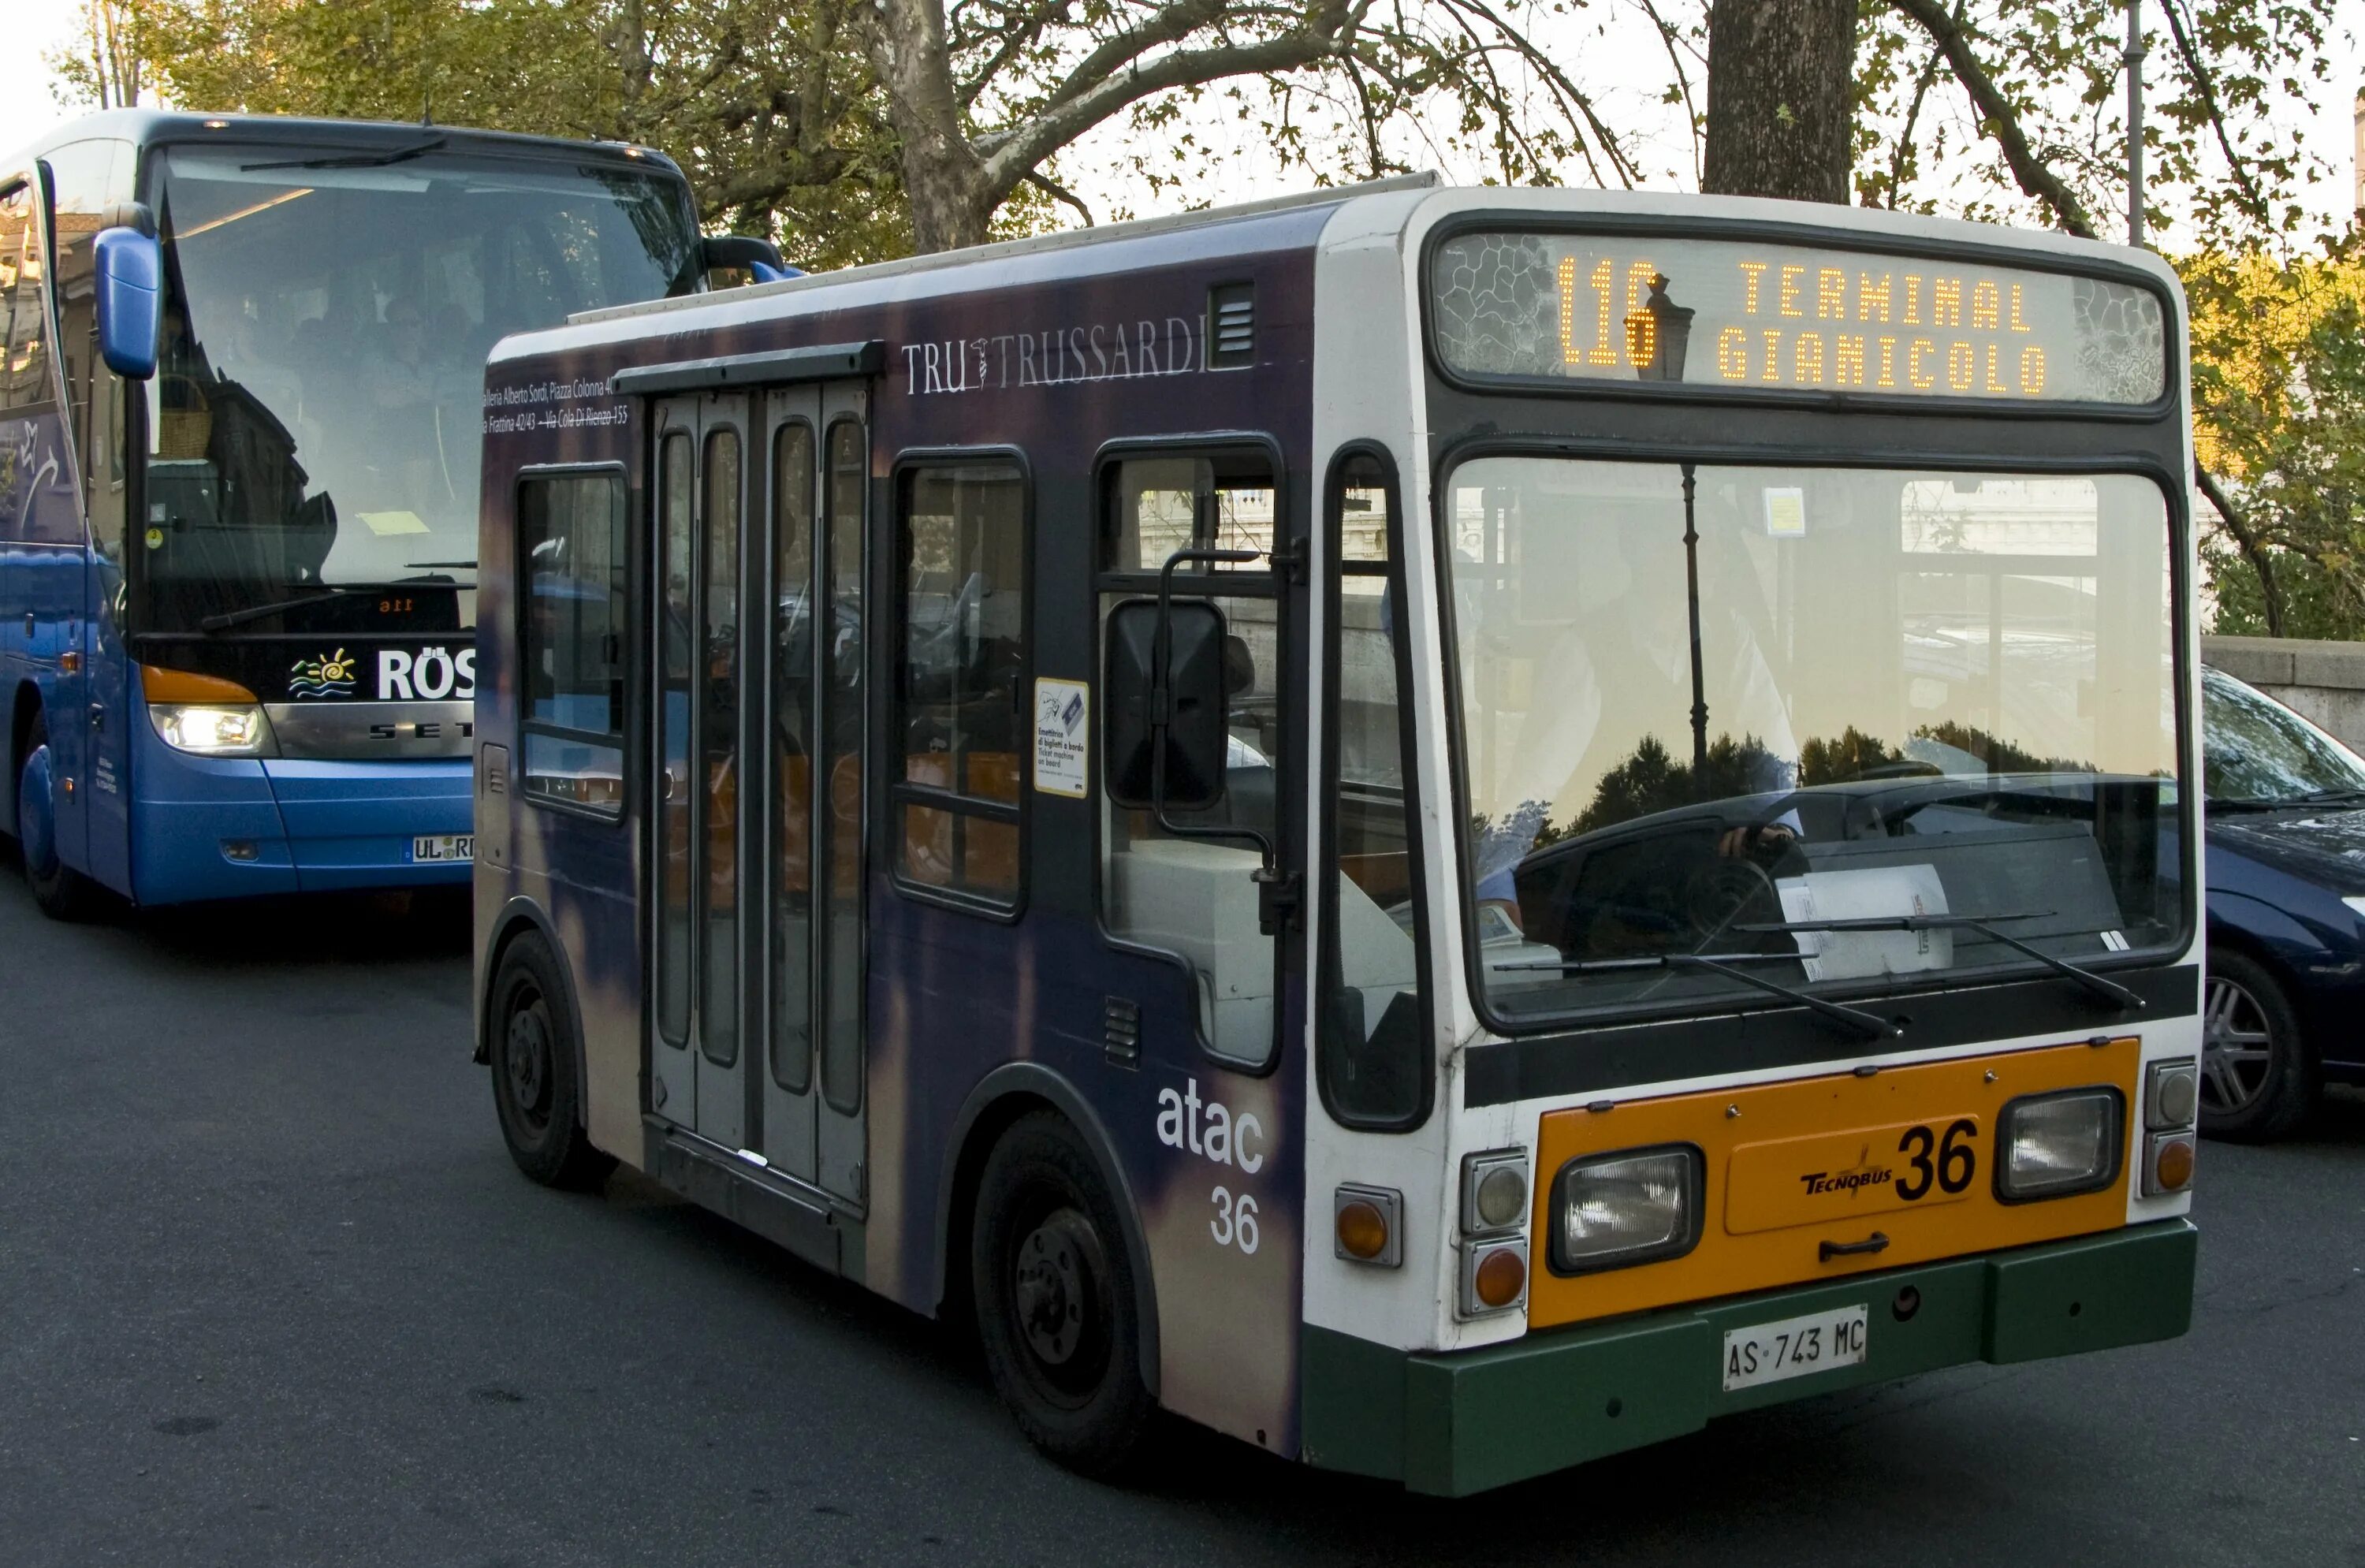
[506,1001,552,1115]
[1013,1209,1097,1367]
[2201,975,2273,1114]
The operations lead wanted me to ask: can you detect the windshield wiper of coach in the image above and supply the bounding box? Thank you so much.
[198,574,475,633]
[242,136,449,173]
[1492,951,1901,1042]
[1735,912,2142,1011]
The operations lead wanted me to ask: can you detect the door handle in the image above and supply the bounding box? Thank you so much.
[88,704,104,732]
[1819,1231,1890,1262]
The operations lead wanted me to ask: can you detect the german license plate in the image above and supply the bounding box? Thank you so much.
[1721,1303,1868,1393]
[409,833,474,864]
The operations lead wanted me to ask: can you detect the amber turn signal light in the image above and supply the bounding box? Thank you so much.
[2145,1130,2196,1195]
[1474,1246,1526,1307]
[1333,1183,1402,1267]
[1337,1201,1388,1261]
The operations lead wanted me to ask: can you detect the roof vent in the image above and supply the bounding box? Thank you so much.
[1208,283,1254,369]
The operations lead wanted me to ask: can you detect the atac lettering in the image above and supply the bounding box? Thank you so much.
[1154,1077,1264,1174]
[902,315,1203,397]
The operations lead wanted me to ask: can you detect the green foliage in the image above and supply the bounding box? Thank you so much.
[2184,247,2365,638]
[64,0,908,267]
[1854,0,2340,248]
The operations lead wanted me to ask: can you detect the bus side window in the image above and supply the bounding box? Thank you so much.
[1097,451,1281,1067]
[891,459,1026,908]
[516,471,628,816]
[0,182,53,413]
[1320,451,1428,1126]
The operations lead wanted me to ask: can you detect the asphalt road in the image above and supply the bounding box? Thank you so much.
[3,872,2362,1568]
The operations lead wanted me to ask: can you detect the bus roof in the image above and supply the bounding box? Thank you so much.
[2,109,683,184]
[496,177,2181,374]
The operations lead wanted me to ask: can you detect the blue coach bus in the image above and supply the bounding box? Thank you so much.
[0,110,781,916]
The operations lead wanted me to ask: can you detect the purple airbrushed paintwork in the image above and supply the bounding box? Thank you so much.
[478,201,1334,1454]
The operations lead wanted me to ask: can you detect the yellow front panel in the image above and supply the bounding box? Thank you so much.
[1525,1037,2139,1329]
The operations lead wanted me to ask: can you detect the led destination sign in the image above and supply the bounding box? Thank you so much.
[1429,231,2167,405]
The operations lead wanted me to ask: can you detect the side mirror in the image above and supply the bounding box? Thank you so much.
[94,226,162,380]
[701,234,798,285]
[1105,596,1229,813]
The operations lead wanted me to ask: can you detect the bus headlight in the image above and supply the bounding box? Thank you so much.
[150,702,275,757]
[1549,1145,1703,1274]
[1994,1089,2122,1202]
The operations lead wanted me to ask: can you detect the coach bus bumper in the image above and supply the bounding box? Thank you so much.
[1301,1218,2197,1497]
[132,742,472,903]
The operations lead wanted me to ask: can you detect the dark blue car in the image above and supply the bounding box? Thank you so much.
[2203,665,2365,1139]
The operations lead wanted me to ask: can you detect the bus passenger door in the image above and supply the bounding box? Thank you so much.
[647,392,754,1148]
[754,383,867,1202]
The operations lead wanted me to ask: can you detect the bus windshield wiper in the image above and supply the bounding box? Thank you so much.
[2210,788,2365,813]
[1492,952,1900,1041]
[1736,912,2142,1011]
[198,575,471,632]
[242,136,448,173]
[200,586,363,632]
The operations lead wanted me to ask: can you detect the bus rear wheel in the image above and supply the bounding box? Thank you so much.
[488,931,615,1190]
[17,713,97,921]
[971,1112,1153,1475]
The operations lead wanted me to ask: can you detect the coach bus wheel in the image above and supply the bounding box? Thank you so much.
[17,713,96,921]
[488,932,616,1190]
[2199,948,2313,1144]
[972,1112,1153,1474]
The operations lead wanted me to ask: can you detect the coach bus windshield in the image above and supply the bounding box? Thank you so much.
[1443,459,2181,1029]
[139,143,698,633]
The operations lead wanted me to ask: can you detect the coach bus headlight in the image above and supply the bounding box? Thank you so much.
[150,702,275,757]
[1549,1145,1704,1274]
[1994,1089,2122,1202]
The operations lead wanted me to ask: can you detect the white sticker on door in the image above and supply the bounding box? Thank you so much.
[1034,677,1089,798]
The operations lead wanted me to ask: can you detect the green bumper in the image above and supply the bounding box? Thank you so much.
[1302,1219,2196,1497]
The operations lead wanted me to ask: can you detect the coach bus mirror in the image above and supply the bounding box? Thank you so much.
[94,226,162,380]
[702,235,799,286]
[1104,598,1229,814]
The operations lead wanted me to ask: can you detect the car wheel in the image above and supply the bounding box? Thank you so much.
[2199,948,2313,1142]
[17,713,98,921]
[488,931,616,1190]
[970,1112,1153,1475]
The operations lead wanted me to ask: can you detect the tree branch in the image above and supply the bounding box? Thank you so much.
[1023,167,1096,225]
[2158,0,2272,229]
[980,2,1360,195]
[2196,460,2285,638]
[1886,0,2099,240]
[1634,0,1704,186]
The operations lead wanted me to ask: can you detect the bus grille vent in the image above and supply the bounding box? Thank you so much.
[1209,284,1255,368]
[1103,996,1142,1067]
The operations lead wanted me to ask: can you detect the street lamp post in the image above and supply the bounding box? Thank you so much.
[2126,0,2146,246]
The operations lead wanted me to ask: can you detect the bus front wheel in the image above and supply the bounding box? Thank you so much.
[487,931,616,1190]
[971,1111,1153,1474]
[17,713,96,921]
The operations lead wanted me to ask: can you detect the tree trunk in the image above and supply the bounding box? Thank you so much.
[866,0,996,251]
[1700,0,1857,203]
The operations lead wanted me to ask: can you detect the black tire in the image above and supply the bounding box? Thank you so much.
[2200,947,2314,1142]
[17,713,98,921]
[970,1112,1153,1475]
[488,931,616,1189]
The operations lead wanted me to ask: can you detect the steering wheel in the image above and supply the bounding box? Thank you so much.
[1683,856,1778,940]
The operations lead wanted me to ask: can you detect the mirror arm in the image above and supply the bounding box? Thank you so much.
[1149,546,1271,858]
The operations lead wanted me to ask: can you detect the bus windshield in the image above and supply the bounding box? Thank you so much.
[1443,459,2181,1028]
[140,143,698,633]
